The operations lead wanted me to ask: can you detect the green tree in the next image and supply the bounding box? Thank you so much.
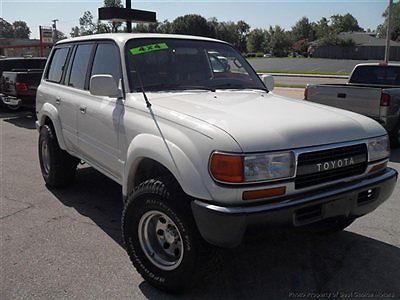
[79,11,96,35]
[377,1,400,42]
[12,21,31,38]
[171,14,215,37]
[133,22,160,33]
[157,20,172,34]
[236,20,250,53]
[292,17,314,41]
[0,18,14,38]
[330,13,363,33]
[268,25,292,57]
[313,17,330,39]
[54,29,66,41]
[247,29,266,53]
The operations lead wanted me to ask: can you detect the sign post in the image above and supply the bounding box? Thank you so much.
[39,26,53,57]
[98,3,156,32]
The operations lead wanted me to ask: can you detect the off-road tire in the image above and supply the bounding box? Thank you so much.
[122,178,211,293]
[38,124,79,187]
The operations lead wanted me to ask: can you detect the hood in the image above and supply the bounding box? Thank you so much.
[148,90,386,152]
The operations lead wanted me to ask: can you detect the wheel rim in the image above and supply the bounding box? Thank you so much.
[138,210,184,271]
[41,139,51,174]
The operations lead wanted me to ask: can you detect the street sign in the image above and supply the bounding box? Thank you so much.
[40,27,53,44]
[98,7,156,23]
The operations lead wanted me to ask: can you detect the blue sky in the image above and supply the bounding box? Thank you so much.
[0,0,390,39]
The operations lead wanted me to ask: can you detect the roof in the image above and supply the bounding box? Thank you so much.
[338,32,400,47]
[56,33,227,46]
[354,62,400,67]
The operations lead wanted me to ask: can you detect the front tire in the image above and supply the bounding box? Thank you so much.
[122,179,210,293]
[38,124,79,187]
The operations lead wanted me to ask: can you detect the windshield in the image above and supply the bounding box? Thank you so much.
[125,38,266,92]
[350,65,400,86]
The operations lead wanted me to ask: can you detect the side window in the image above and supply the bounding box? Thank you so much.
[68,44,93,90]
[47,47,69,83]
[90,43,122,86]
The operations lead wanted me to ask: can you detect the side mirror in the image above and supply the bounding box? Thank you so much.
[89,74,122,98]
[261,74,275,91]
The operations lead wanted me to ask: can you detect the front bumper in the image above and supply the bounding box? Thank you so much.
[191,168,397,248]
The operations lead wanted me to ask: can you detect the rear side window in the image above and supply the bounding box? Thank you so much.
[47,48,69,83]
[68,44,93,90]
[90,43,122,86]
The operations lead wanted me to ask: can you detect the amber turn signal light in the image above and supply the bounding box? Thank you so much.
[243,186,286,201]
[210,153,244,183]
[368,162,387,173]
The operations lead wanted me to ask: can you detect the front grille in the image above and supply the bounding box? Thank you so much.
[295,144,368,189]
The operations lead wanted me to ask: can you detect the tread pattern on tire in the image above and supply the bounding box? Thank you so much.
[38,124,79,187]
[122,178,212,293]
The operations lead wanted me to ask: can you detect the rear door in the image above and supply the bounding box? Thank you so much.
[76,41,124,179]
[41,46,79,149]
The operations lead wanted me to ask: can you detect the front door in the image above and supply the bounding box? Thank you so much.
[75,42,124,179]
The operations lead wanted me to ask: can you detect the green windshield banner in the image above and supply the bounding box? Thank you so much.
[129,43,169,55]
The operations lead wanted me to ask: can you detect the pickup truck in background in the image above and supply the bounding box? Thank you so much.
[0,57,47,111]
[304,63,400,147]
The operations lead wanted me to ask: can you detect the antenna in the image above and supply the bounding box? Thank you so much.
[134,64,151,108]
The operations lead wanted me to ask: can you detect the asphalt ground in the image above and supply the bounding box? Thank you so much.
[1,108,399,299]
[272,76,347,88]
[248,58,382,74]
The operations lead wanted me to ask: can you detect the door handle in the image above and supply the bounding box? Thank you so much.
[337,93,347,98]
[79,106,87,114]
[55,97,61,104]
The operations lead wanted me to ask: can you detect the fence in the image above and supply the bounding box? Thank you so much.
[312,46,400,61]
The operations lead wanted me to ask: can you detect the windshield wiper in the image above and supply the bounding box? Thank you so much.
[211,83,268,92]
[135,83,215,92]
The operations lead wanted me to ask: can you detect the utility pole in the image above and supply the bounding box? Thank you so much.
[384,0,393,63]
[52,19,59,43]
[126,0,132,33]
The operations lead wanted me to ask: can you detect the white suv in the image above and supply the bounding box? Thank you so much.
[36,33,397,292]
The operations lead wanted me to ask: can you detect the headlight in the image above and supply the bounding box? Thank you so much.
[210,151,295,183]
[368,135,390,162]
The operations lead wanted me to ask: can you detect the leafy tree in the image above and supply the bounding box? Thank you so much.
[0,18,14,38]
[70,26,80,38]
[377,1,400,42]
[330,13,363,33]
[157,20,172,34]
[268,25,292,57]
[215,21,240,46]
[292,17,314,41]
[292,38,309,56]
[171,14,215,37]
[236,20,250,53]
[313,17,330,39]
[12,21,31,38]
[133,22,160,33]
[247,29,266,53]
[54,29,66,41]
[79,11,96,35]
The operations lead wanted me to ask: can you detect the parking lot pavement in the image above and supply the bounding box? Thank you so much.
[248,58,381,74]
[1,110,399,299]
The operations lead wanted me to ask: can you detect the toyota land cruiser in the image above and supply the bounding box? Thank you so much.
[36,34,397,292]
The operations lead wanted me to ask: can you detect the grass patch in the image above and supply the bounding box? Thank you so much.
[275,83,305,89]
[257,69,349,76]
